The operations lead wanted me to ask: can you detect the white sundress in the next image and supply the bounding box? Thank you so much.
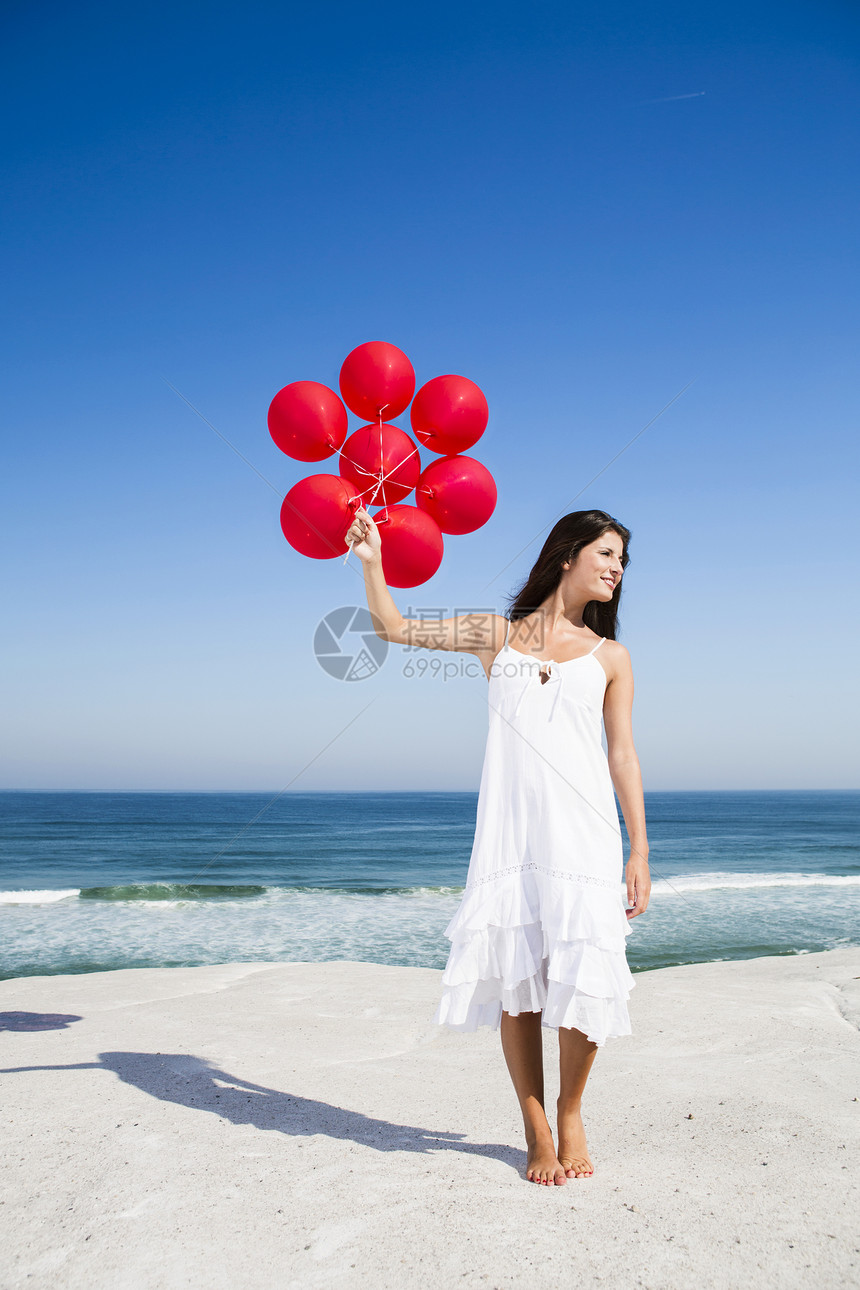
[433,616,636,1047]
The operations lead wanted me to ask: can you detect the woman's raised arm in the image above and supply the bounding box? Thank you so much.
[345,506,504,656]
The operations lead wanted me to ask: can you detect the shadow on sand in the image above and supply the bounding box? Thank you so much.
[0,1012,83,1031]
[1,1049,526,1171]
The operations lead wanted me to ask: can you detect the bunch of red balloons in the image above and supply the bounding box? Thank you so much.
[268,341,497,588]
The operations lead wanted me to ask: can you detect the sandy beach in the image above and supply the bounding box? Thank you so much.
[1,947,858,1289]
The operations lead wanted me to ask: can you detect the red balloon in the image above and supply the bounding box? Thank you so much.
[280,474,361,560]
[415,455,497,535]
[410,374,488,455]
[371,504,444,588]
[338,423,421,508]
[339,342,416,422]
[268,381,348,462]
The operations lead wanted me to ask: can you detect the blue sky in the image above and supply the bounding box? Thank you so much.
[2,0,858,790]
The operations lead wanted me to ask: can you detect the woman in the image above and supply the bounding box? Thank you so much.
[345,505,650,1187]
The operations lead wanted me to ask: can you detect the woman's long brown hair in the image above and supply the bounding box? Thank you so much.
[505,509,631,640]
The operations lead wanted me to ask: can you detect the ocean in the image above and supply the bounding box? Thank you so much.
[0,790,858,982]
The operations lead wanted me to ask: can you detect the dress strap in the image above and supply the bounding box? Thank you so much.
[588,637,606,655]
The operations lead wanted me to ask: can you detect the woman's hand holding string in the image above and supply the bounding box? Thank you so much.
[345,506,382,564]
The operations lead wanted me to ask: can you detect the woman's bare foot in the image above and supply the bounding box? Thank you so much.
[557,1104,594,1178]
[526,1137,568,1186]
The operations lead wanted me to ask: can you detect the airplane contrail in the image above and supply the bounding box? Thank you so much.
[645,91,706,103]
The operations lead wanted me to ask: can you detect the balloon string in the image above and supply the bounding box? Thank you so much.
[372,403,385,509]
[339,428,423,565]
[340,449,411,563]
[337,443,421,495]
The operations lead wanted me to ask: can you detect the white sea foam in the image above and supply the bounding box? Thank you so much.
[1,874,857,907]
[1,874,857,981]
[651,872,860,896]
[0,889,80,905]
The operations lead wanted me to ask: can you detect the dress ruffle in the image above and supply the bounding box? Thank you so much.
[433,869,636,1047]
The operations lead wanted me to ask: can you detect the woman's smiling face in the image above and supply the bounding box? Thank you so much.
[563,531,625,600]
